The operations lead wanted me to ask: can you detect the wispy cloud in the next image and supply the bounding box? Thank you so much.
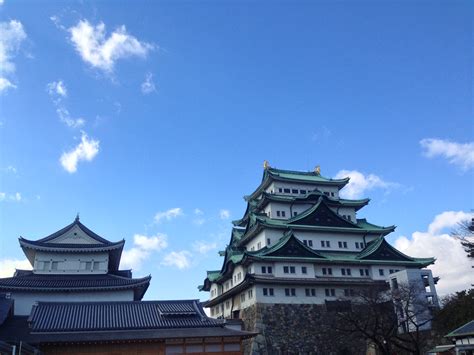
[335,170,399,199]
[219,209,230,220]
[141,72,156,94]
[420,138,474,171]
[3,165,17,174]
[193,241,217,254]
[47,80,67,98]
[0,192,21,202]
[60,132,100,173]
[0,258,31,277]
[194,208,204,215]
[395,211,474,295]
[47,80,85,128]
[120,233,168,271]
[154,207,183,223]
[69,20,154,73]
[162,251,192,270]
[0,20,27,92]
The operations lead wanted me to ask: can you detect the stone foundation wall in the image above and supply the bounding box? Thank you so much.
[240,303,366,355]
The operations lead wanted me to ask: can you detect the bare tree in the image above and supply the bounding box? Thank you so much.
[335,283,435,355]
[451,217,474,259]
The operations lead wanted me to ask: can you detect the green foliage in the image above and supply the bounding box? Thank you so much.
[433,289,474,336]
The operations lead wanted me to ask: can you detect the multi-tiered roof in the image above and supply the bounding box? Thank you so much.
[200,165,434,302]
[0,216,150,300]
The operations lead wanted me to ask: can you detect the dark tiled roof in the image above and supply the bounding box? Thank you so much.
[0,316,256,344]
[0,272,150,300]
[29,300,221,332]
[19,218,124,249]
[446,320,474,338]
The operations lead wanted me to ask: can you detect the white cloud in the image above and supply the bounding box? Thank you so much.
[219,209,230,220]
[0,192,22,202]
[69,20,153,72]
[120,233,168,271]
[141,72,156,94]
[0,258,31,277]
[335,170,399,199]
[420,138,474,171]
[56,107,85,128]
[0,20,27,91]
[47,80,67,98]
[60,132,99,173]
[162,251,192,270]
[194,208,204,215]
[133,233,168,251]
[47,80,85,128]
[394,211,474,296]
[4,165,17,174]
[193,241,217,254]
[0,77,16,92]
[154,207,183,223]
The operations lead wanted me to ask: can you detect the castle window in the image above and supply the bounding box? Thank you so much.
[281,211,286,217]
[331,192,335,197]
[290,266,295,273]
[267,238,271,245]
[321,240,330,248]
[324,192,329,196]
[285,288,296,297]
[300,189,306,194]
[284,188,290,193]
[278,188,283,193]
[51,261,59,271]
[341,268,352,276]
[93,261,100,271]
[267,266,273,274]
[293,211,298,217]
[322,267,332,275]
[248,289,253,299]
[301,266,307,274]
[263,288,274,296]
[292,189,298,194]
[257,242,261,249]
[325,289,336,297]
[379,269,385,276]
[284,266,289,273]
[277,211,281,217]
[226,301,230,309]
[240,293,246,302]
[261,266,266,274]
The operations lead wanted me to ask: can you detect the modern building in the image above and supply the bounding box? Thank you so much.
[0,217,255,354]
[199,163,439,352]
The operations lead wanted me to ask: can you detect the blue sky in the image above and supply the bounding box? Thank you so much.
[0,0,472,299]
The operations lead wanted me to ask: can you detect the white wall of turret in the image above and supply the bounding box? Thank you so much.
[33,251,109,274]
[245,229,378,253]
[265,182,339,199]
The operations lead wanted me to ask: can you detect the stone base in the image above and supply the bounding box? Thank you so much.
[240,303,366,355]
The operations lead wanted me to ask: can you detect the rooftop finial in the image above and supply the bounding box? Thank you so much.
[314,165,321,175]
[263,160,270,169]
[75,213,80,222]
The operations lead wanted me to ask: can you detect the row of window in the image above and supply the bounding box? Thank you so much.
[36,260,102,272]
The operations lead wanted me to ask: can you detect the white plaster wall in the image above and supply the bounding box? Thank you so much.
[274,262,315,278]
[292,230,375,252]
[245,232,267,251]
[232,265,246,287]
[34,251,109,275]
[254,285,342,305]
[11,290,134,315]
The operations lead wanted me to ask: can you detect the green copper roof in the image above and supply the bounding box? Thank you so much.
[246,167,350,201]
[206,270,221,281]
